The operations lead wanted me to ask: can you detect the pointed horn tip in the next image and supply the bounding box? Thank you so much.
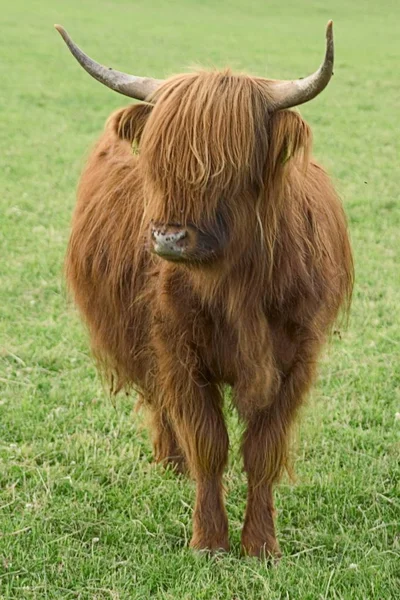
[326,20,333,37]
[54,24,69,41]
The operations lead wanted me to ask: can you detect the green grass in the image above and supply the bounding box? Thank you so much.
[1,0,399,597]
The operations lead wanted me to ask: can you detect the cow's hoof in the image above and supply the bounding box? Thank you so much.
[241,535,281,561]
[190,535,230,554]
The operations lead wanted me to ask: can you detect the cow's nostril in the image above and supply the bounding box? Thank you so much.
[175,230,187,242]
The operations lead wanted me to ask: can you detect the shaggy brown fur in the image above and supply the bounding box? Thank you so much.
[66,70,353,557]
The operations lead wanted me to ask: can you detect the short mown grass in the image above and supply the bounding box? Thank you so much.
[1,0,399,598]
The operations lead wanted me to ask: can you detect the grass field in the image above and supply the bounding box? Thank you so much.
[1,0,399,598]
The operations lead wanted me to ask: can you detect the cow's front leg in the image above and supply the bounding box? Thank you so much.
[241,407,283,559]
[167,381,229,552]
[240,325,321,558]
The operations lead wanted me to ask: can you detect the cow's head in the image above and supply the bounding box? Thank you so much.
[56,23,334,268]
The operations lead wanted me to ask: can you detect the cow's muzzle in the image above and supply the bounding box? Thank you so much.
[150,224,193,261]
[150,218,227,264]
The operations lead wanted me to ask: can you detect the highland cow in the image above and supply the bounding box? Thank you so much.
[57,21,353,557]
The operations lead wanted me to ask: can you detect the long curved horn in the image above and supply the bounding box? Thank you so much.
[267,21,334,110]
[54,25,163,101]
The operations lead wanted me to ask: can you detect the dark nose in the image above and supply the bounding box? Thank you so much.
[150,225,188,260]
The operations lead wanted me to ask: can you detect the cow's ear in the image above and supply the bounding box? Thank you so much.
[267,110,312,171]
[110,103,153,145]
